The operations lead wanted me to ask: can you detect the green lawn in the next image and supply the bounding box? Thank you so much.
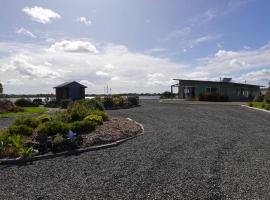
[246,102,270,110]
[0,107,48,118]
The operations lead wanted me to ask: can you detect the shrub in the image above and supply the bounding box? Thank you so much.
[52,133,77,153]
[160,91,175,99]
[127,96,139,106]
[70,120,96,134]
[112,95,125,107]
[13,116,40,128]
[19,147,38,158]
[81,98,104,111]
[67,101,89,122]
[44,100,59,108]
[84,114,103,125]
[266,104,270,110]
[253,94,264,102]
[0,100,24,113]
[248,102,253,107]
[60,99,72,109]
[103,96,114,108]
[37,114,53,123]
[33,98,43,105]
[14,98,37,107]
[7,125,33,136]
[37,120,70,136]
[262,103,266,109]
[199,92,228,102]
[265,87,270,104]
[88,110,109,121]
[0,134,23,158]
[54,111,71,123]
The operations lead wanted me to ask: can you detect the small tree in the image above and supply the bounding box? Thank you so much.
[160,91,175,99]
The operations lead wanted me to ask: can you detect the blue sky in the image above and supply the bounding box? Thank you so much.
[0,0,269,94]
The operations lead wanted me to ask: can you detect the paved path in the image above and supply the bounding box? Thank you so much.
[1,100,270,199]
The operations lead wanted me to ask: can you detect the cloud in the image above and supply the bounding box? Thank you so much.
[79,80,95,87]
[237,69,270,83]
[96,71,110,77]
[48,40,98,53]
[15,27,36,38]
[74,17,91,25]
[22,6,61,24]
[144,48,167,54]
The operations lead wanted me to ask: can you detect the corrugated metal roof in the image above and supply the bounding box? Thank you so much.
[54,81,87,88]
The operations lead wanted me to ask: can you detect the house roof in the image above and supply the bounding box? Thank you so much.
[173,79,264,87]
[54,81,87,88]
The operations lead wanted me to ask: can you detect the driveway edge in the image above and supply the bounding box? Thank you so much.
[0,118,144,165]
[241,105,270,113]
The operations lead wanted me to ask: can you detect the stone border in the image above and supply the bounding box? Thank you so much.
[241,105,270,113]
[0,118,144,165]
[160,99,243,106]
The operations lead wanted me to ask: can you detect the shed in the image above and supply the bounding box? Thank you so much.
[0,83,3,94]
[54,81,87,101]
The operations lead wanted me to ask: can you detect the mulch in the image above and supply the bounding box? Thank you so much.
[81,117,143,147]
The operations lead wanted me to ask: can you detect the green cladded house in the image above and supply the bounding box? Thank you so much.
[171,78,262,101]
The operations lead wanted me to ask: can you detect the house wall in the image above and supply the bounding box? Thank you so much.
[178,80,260,101]
[69,86,85,100]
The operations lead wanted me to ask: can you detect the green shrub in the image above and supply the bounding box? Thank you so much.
[0,134,23,158]
[19,147,38,158]
[54,111,71,123]
[7,125,33,136]
[127,96,140,106]
[0,100,24,113]
[14,98,37,107]
[33,98,43,105]
[52,133,77,153]
[199,92,228,102]
[37,121,70,136]
[262,103,266,109]
[249,102,253,107]
[67,101,89,122]
[266,104,270,110]
[160,91,175,99]
[112,95,125,107]
[88,110,109,121]
[60,99,72,109]
[84,114,103,125]
[37,114,53,123]
[70,120,96,134]
[265,87,270,104]
[103,96,114,108]
[253,94,264,102]
[44,100,59,108]
[81,98,104,111]
[13,116,40,128]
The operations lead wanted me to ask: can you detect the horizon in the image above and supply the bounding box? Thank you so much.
[1,0,270,94]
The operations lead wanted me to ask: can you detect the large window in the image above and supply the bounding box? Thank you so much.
[205,87,218,93]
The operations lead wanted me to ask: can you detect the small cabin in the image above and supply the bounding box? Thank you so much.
[0,83,3,94]
[54,81,87,101]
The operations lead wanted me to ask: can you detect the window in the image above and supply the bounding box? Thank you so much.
[205,87,218,93]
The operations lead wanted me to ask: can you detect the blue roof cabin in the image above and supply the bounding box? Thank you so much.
[54,81,87,101]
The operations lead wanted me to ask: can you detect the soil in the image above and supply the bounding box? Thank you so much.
[81,117,143,147]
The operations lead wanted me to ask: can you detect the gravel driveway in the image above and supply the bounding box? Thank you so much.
[1,100,270,199]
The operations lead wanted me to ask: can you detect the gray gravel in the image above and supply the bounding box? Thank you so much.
[1,100,270,200]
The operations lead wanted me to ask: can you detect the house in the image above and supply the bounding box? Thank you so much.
[0,83,3,94]
[171,78,262,101]
[54,81,87,101]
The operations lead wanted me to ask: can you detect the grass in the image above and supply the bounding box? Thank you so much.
[246,102,270,110]
[0,107,48,118]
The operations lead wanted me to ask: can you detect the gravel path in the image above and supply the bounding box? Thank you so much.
[1,100,270,199]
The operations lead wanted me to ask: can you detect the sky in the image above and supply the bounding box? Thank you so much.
[0,0,270,94]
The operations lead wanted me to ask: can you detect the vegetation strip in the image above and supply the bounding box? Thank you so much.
[241,105,270,113]
[0,118,144,164]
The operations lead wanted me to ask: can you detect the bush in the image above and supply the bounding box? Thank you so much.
[0,133,23,158]
[103,96,114,108]
[19,147,37,158]
[14,98,37,107]
[70,120,96,134]
[33,98,43,105]
[262,103,266,109]
[265,87,270,104]
[112,95,125,107]
[253,94,264,102]
[13,116,40,128]
[7,125,33,136]
[127,96,139,106]
[199,92,228,102]
[0,100,24,113]
[60,99,72,109]
[160,91,175,99]
[81,98,104,111]
[52,134,77,153]
[44,100,59,108]
[249,102,253,107]
[37,114,53,123]
[84,114,103,125]
[88,110,109,121]
[266,104,270,110]
[67,101,89,122]
[37,120,70,136]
